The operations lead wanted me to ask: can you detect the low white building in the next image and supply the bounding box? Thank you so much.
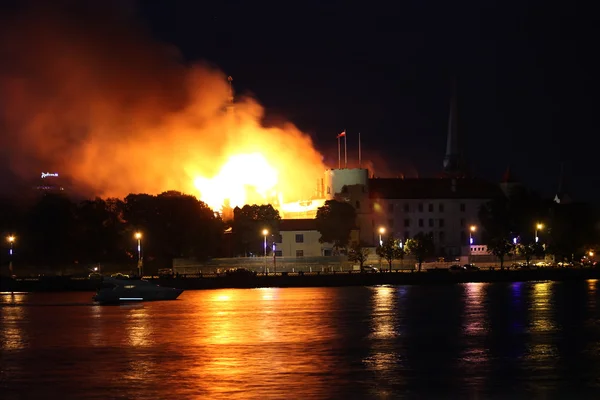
[274,219,333,257]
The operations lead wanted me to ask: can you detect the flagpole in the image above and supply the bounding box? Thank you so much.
[344,131,347,168]
[358,132,361,168]
[337,136,341,169]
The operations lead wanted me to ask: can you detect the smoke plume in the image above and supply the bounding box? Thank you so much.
[0,1,325,209]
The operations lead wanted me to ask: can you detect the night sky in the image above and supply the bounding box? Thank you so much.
[2,0,599,202]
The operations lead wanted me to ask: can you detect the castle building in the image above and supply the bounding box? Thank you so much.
[324,85,505,257]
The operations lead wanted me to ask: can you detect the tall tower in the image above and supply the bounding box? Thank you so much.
[442,80,465,176]
[226,76,234,117]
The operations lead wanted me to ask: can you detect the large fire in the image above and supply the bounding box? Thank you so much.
[0,2,326,212]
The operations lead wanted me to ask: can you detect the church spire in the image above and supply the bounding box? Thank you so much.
[443,79,464,175]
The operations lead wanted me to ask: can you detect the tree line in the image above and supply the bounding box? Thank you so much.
[0,192,281,273]
[1,186,597,273]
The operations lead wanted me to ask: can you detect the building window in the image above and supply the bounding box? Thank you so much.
[275,250,283,257]
[439,219,445,228]
[327,187,330,194]
[404,219,410,227]
[439,231,445,243]
[296,250,304,257]
[439,204,444,212]
[295,234,304,243]
[460,231,466,243]
[418,203,423,212]
[356,200,360,210]
[389,203,394,213]
[428,218,434,227]
[460,203,466,212]
[418,218,423,227]
[388,219,394,228]
[460,218,465,227]
[404,203,409,212]
[428,204,433,212]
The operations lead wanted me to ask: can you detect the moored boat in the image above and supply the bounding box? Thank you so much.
[92,277,183,304]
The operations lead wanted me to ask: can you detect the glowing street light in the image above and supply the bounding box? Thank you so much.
[468,226,476,265]
[7,235,15,275]
[134,232,143,276]
[469,225,476,245]
[535,223,544,243]
[590,251,595,258]
[379,227,386,246]
[262,229,269,275]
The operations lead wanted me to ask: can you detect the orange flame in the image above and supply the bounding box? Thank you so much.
[0,2,326,211]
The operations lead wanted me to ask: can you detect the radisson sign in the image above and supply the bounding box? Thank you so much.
[41,172,59,179]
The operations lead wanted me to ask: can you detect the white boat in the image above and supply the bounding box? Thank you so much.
[92,277,183,304]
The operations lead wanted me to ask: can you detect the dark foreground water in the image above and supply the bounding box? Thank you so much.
[2,281,600,399]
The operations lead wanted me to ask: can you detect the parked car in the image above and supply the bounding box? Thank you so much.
[362,265,379,273]
[449,264,466,272]
[463,264,480,271]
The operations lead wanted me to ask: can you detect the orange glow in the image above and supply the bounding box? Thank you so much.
[0,4,326,212]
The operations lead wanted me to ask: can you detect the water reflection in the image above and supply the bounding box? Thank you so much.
[4,284,600,398]
[530,282,555,332]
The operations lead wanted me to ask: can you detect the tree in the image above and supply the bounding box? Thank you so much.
[232,204,281,256]
[516,242,544,266]
[405,232,435,272]
[348,242,370,270]
[376,236,405,271]
[315,200,356,251]
[487,236,515,270]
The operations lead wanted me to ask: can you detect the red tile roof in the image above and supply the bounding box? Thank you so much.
[279,218,318,231]
[368,178,503,200]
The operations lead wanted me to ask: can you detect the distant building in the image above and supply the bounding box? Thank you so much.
[274,219,333,257]
[325,83,506,257]
[34,172,65,193]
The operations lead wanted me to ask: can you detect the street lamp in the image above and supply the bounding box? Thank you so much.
[535,223,544,243]
[589,251,595,258]
[7,235,15,275]
[469,226,476,265]
[134,232,143,276]
[262,229,269,275]
[379,227,386,246]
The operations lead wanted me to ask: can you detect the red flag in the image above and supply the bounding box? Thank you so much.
[337,131,346,138]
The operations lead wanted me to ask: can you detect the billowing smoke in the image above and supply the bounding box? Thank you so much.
[0,1,325,210]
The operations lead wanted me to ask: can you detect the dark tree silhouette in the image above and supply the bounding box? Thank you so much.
[487,236,515,270]
[232,204,280,256]
[376,236,405,271]
[315,200,356,251]
[405,232,435,272]
[348,242,370,270]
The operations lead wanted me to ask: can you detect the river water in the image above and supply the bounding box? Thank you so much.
[1,281,600,399]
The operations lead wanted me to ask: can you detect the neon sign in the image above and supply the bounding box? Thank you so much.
[41,172,59,179]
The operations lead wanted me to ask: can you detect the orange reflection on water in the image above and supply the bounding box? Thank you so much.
[531,282,555,332]
[369,285,396,340]
[183,288,340,397]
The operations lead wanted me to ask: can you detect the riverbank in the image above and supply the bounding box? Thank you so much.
[2,267,599,292]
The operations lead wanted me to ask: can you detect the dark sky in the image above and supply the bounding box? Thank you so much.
[1,0,598,202]
[134,0,599,201]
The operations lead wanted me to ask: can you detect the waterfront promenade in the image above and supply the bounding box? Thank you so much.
[2,266,599,292]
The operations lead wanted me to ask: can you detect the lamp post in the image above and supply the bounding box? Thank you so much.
[7,235,15,275]
[535,223,544,243]
[134,232,142,277]
[469,225,476,264]
[262,229,268,275]
[379,227,386,246]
